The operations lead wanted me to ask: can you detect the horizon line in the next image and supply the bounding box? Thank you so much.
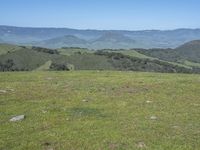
[0,24,200,32]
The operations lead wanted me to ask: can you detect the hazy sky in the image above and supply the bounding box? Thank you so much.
[0,0,199,30]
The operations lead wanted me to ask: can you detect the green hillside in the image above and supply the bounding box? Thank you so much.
[0,47,114,71]
[0,46,195,73]
[0,48,64,71]
[97,49,193,69]
[99,49,154,59]
[64,53,114,70]
[136,40,200,64]
[184,60,200,68]
[0,71,199,150]
[1,43,200,73]
[134,40,200,72]
[174,40,200,63]
[0,43,22,55]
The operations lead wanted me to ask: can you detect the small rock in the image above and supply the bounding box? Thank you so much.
[137,141,146,148]
[0,90,7,93]
[42,110,47,114]
[46,77,53,80]
[150,116,157,120]
[7,89,15,92]
[146,100,152,103]
[10,115,25,122]
[192,103,200,106]
[43,142,51,146]
[82,99,88,102]
[172,125,179,129]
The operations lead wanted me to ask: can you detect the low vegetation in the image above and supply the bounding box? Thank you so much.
[0,40,200,73]
[0,71,199,150]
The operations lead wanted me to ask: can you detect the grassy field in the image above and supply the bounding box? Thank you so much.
[0,71,200,150]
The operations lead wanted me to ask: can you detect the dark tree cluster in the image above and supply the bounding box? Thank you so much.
[95,51,195,73]
[50,63,74,71]
[0,59,14,71]
[31,46,59,54]
[0,59,30,71]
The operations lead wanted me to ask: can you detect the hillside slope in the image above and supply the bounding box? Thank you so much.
[135,40,200,65]
[0,44,196,73]
[175,40,200,62]
[0,43,22,55]
[0,47,114,71]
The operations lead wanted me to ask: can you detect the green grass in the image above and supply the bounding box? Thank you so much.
[0,71,199,150]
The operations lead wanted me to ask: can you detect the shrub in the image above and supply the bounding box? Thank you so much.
[50,63,74,71]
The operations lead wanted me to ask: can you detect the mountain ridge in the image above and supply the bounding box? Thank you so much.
[1,25,200,49]
[1,25,200,32]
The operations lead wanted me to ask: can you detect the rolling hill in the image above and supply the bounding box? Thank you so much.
[34,35,88,49]
[0,43,196,73]
[34,32,138,49]
[93,32,135,43]
[0,45,115,71]
[136,40,200,67]
[90,32,137,49]
[175,40,200,62]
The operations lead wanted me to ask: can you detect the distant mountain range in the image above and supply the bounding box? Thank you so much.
[34,35,88,49]
[1,25,200,49]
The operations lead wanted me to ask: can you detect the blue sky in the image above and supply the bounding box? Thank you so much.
[0,0,199,30]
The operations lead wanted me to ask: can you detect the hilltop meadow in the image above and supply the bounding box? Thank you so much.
[0,71,199,150]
